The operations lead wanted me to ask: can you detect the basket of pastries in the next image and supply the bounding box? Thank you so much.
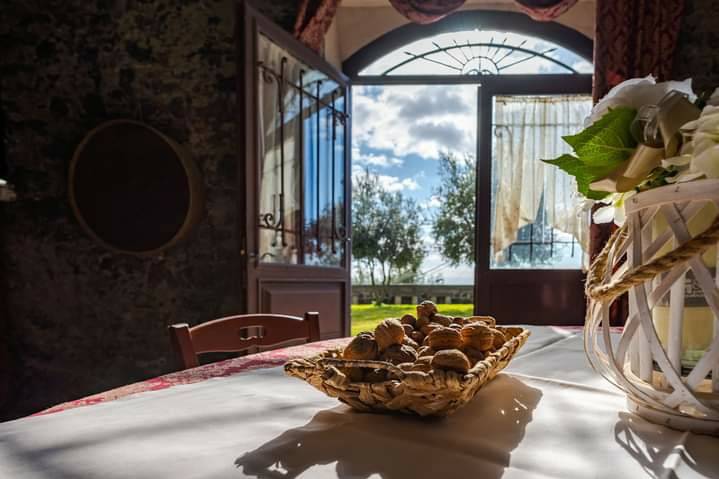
[285,301,530,416]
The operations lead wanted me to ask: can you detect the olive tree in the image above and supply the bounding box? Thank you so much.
[352,168,426,304]
[432,153,476,266]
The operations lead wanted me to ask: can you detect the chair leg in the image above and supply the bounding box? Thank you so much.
[304,312,321,342]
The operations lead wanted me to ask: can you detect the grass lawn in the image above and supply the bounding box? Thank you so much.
[351,304,474,335]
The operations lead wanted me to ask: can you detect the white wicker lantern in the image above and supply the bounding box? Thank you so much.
[585,179,719,435]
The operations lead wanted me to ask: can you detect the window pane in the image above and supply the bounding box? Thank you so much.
[256,34,347,267]
[351,84,476,294]
[257,34,302,263]
[490,95,592,269]
[304,84,347,266]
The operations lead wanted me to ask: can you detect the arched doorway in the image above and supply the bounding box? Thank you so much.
[346,10,593,325]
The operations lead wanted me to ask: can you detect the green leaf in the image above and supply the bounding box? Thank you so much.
[542,154,611,200]
[543,107,638,201]
[563,107,638,169]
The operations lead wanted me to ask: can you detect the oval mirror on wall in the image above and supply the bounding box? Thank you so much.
[69,120,204,255]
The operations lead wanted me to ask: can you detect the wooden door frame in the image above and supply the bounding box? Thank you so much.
[238,2,352,336]
[474,74,592,323]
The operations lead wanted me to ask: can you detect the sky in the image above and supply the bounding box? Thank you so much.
[351,29,592,284]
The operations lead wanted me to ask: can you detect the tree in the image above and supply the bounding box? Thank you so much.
[432,153,476,266]
[352,168,426,304]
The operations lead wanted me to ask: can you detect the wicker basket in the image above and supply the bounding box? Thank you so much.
[585,179,719,435]
[285,327,530,417]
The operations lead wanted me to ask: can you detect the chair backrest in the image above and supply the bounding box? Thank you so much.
[168,312,320,370]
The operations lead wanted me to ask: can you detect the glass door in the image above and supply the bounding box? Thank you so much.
[239,3,351,338]
[475,76,592,325]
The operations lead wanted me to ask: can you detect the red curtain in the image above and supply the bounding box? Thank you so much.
[591,0,684,325]
[294,0,582,51]
[593,0,685,103]
[294,0,342,52]
[388,0,466,24]
[388,0,578,23]
[515,1,578,21]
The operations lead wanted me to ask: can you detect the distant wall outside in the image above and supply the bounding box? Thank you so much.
[352,284,473,305]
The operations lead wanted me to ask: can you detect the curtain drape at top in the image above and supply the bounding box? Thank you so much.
[515,0,578,21]
[388,0,466,24]
[293,0,582,51]
[492,95,592,263]
[388,0,578,24]
[593,0,684,103]
[294,0,342,52]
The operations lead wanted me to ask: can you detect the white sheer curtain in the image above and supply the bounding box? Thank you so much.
[491,95,592,264]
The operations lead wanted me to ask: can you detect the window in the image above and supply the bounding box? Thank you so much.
[257,34,348,266]
[490,95,592,269]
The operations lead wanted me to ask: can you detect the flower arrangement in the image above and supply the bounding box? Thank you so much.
[562,77,719,434]
[543,76,719,225]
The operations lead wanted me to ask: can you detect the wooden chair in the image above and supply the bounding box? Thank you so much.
[168,312,320,370]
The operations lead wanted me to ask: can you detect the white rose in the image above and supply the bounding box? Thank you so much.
[682,105,719,179]
[693,144,719,178]
[586,76,696,126]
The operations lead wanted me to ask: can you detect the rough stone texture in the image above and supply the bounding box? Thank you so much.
[0,0,299,420]
[673,0,719,94]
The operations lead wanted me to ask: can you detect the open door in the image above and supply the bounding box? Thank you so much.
[238,3,351,338]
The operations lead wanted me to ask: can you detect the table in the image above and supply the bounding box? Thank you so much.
[1,326,718,478]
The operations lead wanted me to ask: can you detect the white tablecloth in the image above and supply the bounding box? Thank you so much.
[1,326,718,478]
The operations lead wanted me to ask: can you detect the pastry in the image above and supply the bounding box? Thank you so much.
[410,330,425,344]
[417,346,435,358]
[490,328,507,349]
[374,318,406,351]
[402,336,420,350]
[400,314,416,327]
[343,333,379,360]
[431,349,471,374]
[380,344,418,364]
[427,327,462,350]
[416,300,438,319]
[460,323,494,351]
[415,316,431,331]
[431,314,452,327]
[469,315,496,328]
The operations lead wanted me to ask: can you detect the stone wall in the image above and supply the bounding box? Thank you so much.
[352,285,474,305]
[673,0,719,93]
[0,0,296,420]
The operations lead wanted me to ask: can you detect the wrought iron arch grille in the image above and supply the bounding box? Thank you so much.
[342,10,593,78]
[380,37,581,76]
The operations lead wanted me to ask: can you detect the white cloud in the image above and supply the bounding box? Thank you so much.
[377,174,419,192]
[353,84,477,159]
[354,151,404,168]
[351,164,419,192]
[421,195,442,209]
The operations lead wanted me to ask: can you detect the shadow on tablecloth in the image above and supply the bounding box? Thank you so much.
[615,411,719,479]
[235,374,542,479]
